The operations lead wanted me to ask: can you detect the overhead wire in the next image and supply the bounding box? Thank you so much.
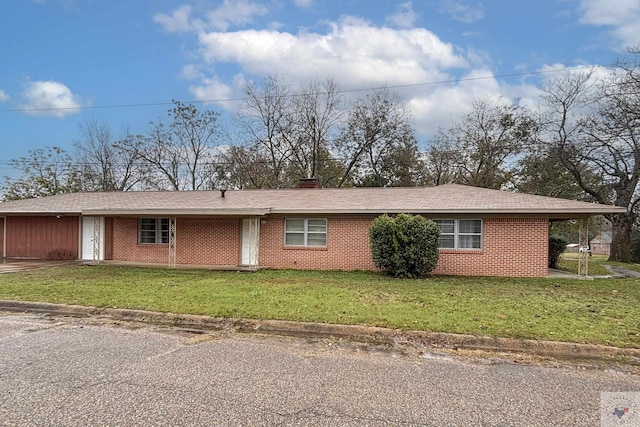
[0,62,628,174]
[0,64,602,114]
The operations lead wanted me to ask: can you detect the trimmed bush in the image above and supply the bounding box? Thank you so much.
[548,236,567,269]
[369,213,440,278]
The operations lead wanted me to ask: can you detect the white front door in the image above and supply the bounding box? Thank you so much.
[241,218,259,266]
[82,216,104,261]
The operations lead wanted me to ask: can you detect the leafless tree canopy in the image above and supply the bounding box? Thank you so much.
[425,99,538,189]
[529,55,640,261]
[75,119,148,192]
[116,100,223,191]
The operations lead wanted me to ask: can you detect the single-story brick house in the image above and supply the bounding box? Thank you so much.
[0,183,625,277]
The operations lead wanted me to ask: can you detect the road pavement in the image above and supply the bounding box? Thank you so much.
[0,313,638,426]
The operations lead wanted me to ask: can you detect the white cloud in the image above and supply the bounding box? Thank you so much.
[386,2,418,29]
[206,0,269,31]
[162,12,550,139]
[21,80,85,118]
[408,68,503,133]
[154,5,199,33]
[189,75,233,101]
[536,62,611,84]
[438,0,484,24]
[155,1,269,33]
[577,0,638,26]
[180,63,203,80]
[577,0,640,48]
[292,0,313,8]
[0,90,9,102]
[196,16,467,89]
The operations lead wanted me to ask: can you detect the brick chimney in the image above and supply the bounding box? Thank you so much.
[297,178,320,189]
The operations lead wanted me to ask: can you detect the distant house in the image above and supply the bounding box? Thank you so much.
[590,230,612,255]
[0,183,625,277]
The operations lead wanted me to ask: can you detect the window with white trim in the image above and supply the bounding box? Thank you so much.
[139,218,170,244]
[433,219,482,249]
[285,218,327,247]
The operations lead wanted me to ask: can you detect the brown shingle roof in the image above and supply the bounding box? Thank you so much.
[0,184,626,217]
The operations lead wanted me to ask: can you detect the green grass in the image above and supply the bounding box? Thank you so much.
[0,265,638,348]
[558,253,640,276]
[557,254,612,276]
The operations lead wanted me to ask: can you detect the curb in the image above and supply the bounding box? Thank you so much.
[1,300,639,365]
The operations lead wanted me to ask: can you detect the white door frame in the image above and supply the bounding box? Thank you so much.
[82,216,104,261]
[241,218,259,267]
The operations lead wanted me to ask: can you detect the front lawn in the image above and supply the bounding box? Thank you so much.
[0,266,638,348]
[558,253,640,276]
[556,254,612,276]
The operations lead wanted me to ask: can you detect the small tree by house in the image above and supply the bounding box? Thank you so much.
[369,214,440,278]
[548,236,567,269]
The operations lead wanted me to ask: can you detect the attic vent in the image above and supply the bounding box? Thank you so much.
[297,178,320,189]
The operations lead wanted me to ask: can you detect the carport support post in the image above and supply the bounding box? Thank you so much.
[578,217,589,277]
[168,217,176,268]
[249,217,259,271]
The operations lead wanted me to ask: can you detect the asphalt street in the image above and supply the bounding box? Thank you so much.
[0,313,638,426]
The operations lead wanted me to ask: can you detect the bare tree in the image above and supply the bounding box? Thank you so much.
[75,119,146,192]
[283,78,344,185]
[336,88,419,187]
[514,149,598,199]
[235,76,293,188]
[122,101,222,191]
[422,134,462,186]
[588,60,640,261]
[1,146,84,200]
[235,76,344,188]
[537,57,640,261]
[214,145,277,189]
[426,99,537,190]
[360,135,424,187]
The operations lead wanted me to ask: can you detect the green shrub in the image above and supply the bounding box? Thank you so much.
[369,213,440,278]
[548,236,567,269]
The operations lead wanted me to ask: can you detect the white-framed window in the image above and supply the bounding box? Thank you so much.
[139,218,170,244]
[433,219,482,249]
[285,218,327,247]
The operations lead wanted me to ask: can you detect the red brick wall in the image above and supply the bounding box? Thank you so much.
[432,217,548,277]
[104,217,114,260]
[259,215,377,271]
[0,217,4,258]
[110,215,549,277]
[258,216,548,277]
[112,217,240,265]
[175,218,239,265]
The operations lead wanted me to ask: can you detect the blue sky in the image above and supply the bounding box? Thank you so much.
[1,0,639,177]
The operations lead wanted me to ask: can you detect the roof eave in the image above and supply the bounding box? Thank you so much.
[269,208,627,215]
[81,208,272,216]
[0,211,81,216]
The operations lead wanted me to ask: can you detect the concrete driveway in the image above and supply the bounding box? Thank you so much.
[0,259,79,273]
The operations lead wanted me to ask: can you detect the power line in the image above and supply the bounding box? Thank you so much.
[0,157,365,168]
[0,64,601,114]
